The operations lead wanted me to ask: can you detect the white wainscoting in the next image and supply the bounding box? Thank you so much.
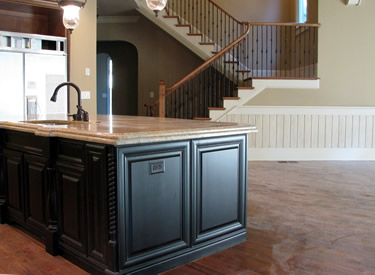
[220,106,375,160]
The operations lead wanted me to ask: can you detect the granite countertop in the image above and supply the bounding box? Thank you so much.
[0,115,256,145]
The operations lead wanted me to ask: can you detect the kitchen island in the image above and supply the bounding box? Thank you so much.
[0,115,256,275]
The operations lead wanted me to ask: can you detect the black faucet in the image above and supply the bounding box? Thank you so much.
[51,82,89,122]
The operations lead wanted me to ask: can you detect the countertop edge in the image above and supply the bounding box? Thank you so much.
[0,121,257,146]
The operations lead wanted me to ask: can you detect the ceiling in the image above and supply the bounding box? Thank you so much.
[97,0,139,16]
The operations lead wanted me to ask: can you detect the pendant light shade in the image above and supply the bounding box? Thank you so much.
[146,0,167,16]
[57,0,87,33]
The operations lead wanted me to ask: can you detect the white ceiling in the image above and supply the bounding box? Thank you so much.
[97,0,139,16]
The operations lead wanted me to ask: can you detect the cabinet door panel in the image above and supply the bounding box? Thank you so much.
[4,149,24,222]
[57,162,86,254]
[118,142,190,268]
[24,154,48,233]
[201,148,239,231]
[86,144,107,264]
[131,156,182,253]
[192,135,247,245]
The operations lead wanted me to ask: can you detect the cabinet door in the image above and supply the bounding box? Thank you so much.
[3,149,24,223]
[118,142,190,268]
[24,154,48,235]
[56,161,86,254]
[86,144,108,265]
[192,135,247,245]
[0,147,5,224]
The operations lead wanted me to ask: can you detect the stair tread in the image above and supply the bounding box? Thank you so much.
[193,117,212,120]
[223,97,240,100]
[237,86,255,90]
[208,107,225,110]
[236,70,251,73]
[187,33,203,36]
[164,16,179,18]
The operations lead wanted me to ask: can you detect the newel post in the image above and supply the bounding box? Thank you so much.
[159,80,166,118]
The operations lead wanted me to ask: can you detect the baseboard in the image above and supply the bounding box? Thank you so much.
[248,148,375,161]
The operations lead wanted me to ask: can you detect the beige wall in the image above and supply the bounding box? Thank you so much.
[97,17,202,116]
[212,0,295,22]
[247,0,375,106]
[70,0,97,115]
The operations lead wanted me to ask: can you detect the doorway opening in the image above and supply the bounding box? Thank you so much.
[97,41,138,116]
[97,53,113,115]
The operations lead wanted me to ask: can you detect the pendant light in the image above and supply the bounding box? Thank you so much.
[57,0,87,33]
[146,0,167,17]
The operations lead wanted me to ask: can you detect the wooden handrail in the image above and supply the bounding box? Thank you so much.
[145,22,251,109]
[166,23,250,93]
[144,21,320,110]
[208,0,242,25]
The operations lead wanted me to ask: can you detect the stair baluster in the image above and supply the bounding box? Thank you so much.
[144,1,320,119]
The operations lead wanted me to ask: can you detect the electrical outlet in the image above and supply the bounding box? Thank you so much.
[150,161,165,175]
[150,91,154,98]
[85,68,91,76]
[81,91,90,100]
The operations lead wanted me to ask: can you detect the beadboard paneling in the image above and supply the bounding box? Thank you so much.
[221,107,375,150]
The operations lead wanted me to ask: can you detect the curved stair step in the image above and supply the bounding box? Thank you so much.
[193,117,212,120]
[187,33,203,37]
[237,86,255,90]
[223,97,240,100]
[175,24,191,32]
[200,42,215,46]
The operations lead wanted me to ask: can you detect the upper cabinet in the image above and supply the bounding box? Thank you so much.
[0,0,66,37]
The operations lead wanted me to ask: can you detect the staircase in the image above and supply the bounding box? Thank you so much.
[142,0,320,121]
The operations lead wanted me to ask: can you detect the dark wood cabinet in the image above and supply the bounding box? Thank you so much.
[55,140,112,273]
[24,154,49,235]
[56,160,86,254]
[86,144,109,266]
[3,149,24,224]
[118,142,190,268]
[192,136,247,245]
[0,147,5,224]
[0,131,52,241]
[0,130,248,275]
[0,0,65,37]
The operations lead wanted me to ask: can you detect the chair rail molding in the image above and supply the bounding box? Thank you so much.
[220,106,375,161]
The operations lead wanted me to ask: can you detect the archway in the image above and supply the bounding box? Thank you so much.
[97,41,138,115]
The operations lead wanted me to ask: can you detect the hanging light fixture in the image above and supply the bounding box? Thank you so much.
[146,0,167,17]
[57,0,87,33]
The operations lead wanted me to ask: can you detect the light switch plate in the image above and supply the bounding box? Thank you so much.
[81,91,90,100]
[85,68,91,76]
